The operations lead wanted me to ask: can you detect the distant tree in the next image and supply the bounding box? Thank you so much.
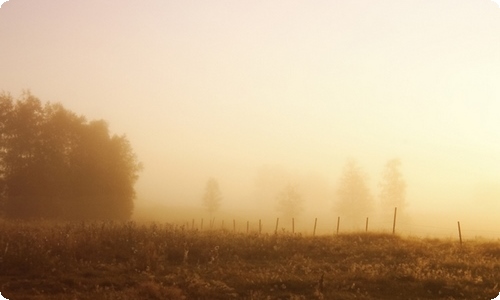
[379,158,406,213]
[276,183,303,220]
[335,160,373,227]
[202,178,222,216]
[253,164,291,211]
[253,164,332,213]
[0,91,141,220]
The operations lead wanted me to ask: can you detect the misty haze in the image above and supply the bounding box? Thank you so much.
[1,0,500,299]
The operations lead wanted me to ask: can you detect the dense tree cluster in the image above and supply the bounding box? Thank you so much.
[0,92,141,220]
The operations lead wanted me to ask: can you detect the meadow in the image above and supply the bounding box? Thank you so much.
[0,220,499,299]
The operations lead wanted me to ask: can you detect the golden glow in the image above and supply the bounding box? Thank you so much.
[1,1,500,236]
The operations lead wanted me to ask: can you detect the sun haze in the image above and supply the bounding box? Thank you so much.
[1,0,500,236]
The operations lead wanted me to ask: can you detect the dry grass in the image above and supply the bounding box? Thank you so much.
[0,220,499,299]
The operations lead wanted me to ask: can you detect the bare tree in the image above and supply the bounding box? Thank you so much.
[276,183,303,220]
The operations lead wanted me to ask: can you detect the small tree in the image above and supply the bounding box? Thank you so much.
[379,158,406,213]
[276,183,303,220]
[202,178,222,219]
[335,160,373,228]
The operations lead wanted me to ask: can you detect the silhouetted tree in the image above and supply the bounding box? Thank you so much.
[379,158,406,213]
[276,183,303,220]
[335,160,373,228]
[0,92,141,220]
[202,178,222,217]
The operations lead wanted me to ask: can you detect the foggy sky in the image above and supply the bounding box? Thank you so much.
[1,1,500,228]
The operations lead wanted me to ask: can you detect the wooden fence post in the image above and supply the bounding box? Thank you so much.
[292,218,295,234]
[259,219,262,234]
[246,221,249,234]
[313,218,317,236]
[233,219,236,233]
[392,207,397,234]
[365,217,369,232]
[336,216,340,235]
[458,221,463,246]
[275,218,279,235]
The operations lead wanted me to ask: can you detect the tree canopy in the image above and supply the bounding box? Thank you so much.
[0,92,141,220]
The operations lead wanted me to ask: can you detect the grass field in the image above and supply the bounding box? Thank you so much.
[0,220,499,299]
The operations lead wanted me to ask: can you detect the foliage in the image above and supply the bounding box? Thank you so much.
[0,220,499,299]
[202,178,222,215]
[0,92,141,220]
[276,183,303,219]
[335,160,373,226]
[379,158,406,211]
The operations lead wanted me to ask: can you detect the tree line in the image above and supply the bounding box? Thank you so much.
[0,92,141,220]
[202,159,406,226]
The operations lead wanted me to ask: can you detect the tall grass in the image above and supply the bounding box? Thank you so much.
[0,220,499,299]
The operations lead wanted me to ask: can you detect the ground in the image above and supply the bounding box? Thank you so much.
[0,220,499,299]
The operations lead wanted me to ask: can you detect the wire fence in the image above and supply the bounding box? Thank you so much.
[178,208,500,243]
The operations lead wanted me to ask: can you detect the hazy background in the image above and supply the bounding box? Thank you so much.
[1,0,500,237]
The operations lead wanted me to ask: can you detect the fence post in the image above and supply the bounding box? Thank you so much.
[233,219,236,233]
[365,217,369,232]
[292,218,295,234]
[259,219,262,235]
[275,218,279,235]
[458,221,463,246]
[313,218,317,236]
[247,221,249,234]
[392,207,397,234]
[336,216,340,235]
